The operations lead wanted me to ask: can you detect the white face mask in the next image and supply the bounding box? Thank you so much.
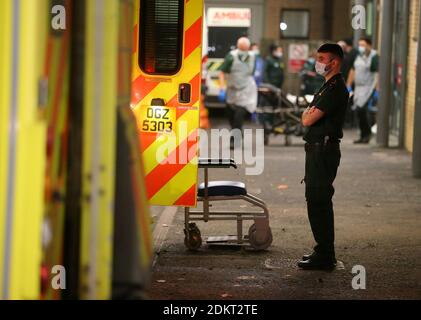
[358,46,366,55]
[315,61,332,77]
[273,51,283,59]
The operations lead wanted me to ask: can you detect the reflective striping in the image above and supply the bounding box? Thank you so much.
[144,109,199,207]
[87,0,104,300]
[184,0,202,30]
[145,130,198,199]
[139,131,159,151]
[132,0,203,206]
[136,47,202,106]
[184,17,202,59]
[133,69,200,171]
[149,159,198,205]
[141,107,199,175]
[132,24,138,54]
[174,183,197,206]
[186,73,201,110]
[3,0,20,299]
[130,75,160,106]
[208,61,223,72]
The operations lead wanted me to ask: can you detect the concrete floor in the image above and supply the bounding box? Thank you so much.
[148,124,421,300]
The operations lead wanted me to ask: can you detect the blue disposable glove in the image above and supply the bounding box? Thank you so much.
[373,90,379,100]
[347,86,353,93]
[218,89,226,102]
[251,112,258,123]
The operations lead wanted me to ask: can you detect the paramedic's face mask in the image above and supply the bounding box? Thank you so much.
[251,47,260,55]
[358,41,370,55]
[273,50,283,59]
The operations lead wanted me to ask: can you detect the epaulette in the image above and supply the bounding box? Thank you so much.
[318,83,334,97]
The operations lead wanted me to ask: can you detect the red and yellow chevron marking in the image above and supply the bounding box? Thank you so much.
[131,0,203,207]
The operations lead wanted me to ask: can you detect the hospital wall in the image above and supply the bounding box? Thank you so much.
[404,0,419,153]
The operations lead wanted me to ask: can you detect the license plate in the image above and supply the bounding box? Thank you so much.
[139,106,175,133]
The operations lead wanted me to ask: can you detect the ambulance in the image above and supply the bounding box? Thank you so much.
[131,0,204,207]
[204,7,251,108]
[0,0,153,300]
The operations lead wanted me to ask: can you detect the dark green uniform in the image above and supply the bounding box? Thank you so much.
[303,73,349,260]
[263,55,285,88]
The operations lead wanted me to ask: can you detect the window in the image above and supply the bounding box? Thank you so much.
[280,9,310,39]
[139,0,184,75]
[366,0,374,38]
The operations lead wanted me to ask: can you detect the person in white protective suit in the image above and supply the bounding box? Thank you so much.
[218,37,257,149]
[347,37,379,144]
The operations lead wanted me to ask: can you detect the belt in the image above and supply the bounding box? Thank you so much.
[305,139,340,152]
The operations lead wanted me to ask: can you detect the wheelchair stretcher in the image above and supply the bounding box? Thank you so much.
[257,83,311,146]
[183,159,273,251]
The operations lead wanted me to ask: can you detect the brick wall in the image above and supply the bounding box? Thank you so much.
[332,0,353,41]
[405,0,419,152]
[265,0,352,41]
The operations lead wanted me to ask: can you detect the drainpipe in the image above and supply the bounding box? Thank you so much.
[413,6,421,178]
[377,0,394,147]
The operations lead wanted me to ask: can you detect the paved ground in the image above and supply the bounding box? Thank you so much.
[147,121,421,300]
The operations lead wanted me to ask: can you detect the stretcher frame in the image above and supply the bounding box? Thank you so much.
[184,159,273,251]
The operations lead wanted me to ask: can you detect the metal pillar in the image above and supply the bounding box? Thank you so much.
[372,0,379,48]
[398,0,410,148]
[377,0,394,147]
[413,6,421,178]
[353,0,366,47]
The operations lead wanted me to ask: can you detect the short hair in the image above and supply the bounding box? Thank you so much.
[344,38,354,47]
[317,43,344,60]
[359,37,372,46]
[270,44,281,52]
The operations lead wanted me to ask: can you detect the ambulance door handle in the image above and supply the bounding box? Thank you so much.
[178,83,191,104]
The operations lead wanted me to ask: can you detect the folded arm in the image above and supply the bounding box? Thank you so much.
[302,106,325,127]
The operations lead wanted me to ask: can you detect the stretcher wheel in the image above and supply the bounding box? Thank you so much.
[248,224,273,251]
[184,223,202,251]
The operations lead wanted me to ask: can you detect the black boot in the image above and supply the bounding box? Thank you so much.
[298,254,336,271]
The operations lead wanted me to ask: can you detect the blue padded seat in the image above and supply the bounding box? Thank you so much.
[198,181,247,197]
